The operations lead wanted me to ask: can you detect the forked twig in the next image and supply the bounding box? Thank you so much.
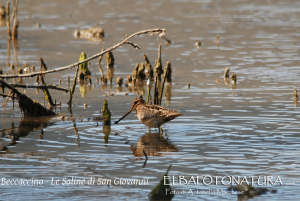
[0,83,69,92]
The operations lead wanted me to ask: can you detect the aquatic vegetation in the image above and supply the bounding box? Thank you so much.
[231,73,237,89]
[126,75,133,87]
[149,164,173,201]
[146,79,151,104]
[102,99,111,125]
[154,44,163,80]
[0,5,6,19]
[231,73,237,84]
[74,26,104,42]
[144,53,154,80]
[164,61,172,83]
[116,77,123,87]
[228,183,277,199]
[293,89,298,107]
[195,40,201,48]
[293,89,298,100]
[78,52,91,80]
[215,34,219,46]
[106,51,114,68]
[223,67,230,80]
[132,63,139,80]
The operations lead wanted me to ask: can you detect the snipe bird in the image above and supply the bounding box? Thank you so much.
[115,98,182,129]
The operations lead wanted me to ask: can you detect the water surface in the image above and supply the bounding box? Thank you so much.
[1,0,300,200]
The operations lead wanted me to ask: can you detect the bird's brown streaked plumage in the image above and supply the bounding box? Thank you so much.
[115,98,182,128]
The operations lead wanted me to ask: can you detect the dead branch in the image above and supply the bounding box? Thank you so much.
[0,28,166,79]
[10,0,18,39]
[40,75,54,106]
[143,149,148,168]
[0,79,56,116]
[4,90,13,107]
[97,48,104,75]
[124,41,140,49]
[67,65,80,107]
[161,36,171,44]
[0,93,13,98]
[0,83,69,92]
[6,2,11,37]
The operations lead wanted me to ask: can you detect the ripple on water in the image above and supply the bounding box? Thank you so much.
[1,0,300,200]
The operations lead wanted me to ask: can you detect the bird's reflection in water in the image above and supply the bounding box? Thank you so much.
[130,132,178,157]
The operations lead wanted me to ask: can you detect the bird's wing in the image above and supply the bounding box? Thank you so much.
[139,104,182,119]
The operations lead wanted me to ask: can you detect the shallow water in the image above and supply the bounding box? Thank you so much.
[1,0,300,200]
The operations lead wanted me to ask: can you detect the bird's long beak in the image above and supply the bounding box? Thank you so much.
[114,106,134,124]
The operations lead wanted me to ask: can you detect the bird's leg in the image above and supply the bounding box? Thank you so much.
[159,127,164,135]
